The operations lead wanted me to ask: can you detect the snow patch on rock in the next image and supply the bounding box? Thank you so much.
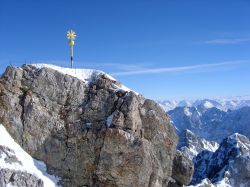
[30,63,138,94]
[0,124,60,187]
[106,114,114,128]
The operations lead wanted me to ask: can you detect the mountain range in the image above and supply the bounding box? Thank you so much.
[158,97,250,112]
[160,98,250,186]
[168,104,250,142]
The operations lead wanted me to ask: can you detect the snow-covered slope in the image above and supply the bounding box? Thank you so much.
[158,97,250,112]
[31,64,136,94]
[188,178,231,187]
[31,64,114,84]
[0,124,60,186]
[190,133,250,187]
[179,129,219,160]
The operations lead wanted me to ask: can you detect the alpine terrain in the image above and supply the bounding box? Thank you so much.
[159,98,250,186]
[0,64,194,187]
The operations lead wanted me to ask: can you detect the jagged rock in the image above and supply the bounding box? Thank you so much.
[191,133,250,187]
[178,129,219,160]
[171,150,194,186]
[0,168,43,187]
[0,65,182,187]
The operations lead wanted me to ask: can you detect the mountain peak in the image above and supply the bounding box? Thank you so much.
[0,64,191,186]
[30,64,114,83]
[191,133,250,186]
[29,64,137,94]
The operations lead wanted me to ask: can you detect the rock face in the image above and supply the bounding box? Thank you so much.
[0,64,187,187]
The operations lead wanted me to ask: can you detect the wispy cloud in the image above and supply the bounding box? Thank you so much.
[111,60,248,76]
[204,38,250,45]
[89,63,150,71]
[12,59,248,77]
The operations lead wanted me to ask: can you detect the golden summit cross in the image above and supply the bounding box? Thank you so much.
[67,30,76,68]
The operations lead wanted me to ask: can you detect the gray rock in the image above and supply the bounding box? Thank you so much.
[0,168,43,187]
[171,150,194,186]
[0,65,183,186]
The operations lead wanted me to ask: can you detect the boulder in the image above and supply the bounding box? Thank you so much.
[171,150,194,186]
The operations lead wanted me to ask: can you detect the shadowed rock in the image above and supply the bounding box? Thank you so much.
[171,150,194,186]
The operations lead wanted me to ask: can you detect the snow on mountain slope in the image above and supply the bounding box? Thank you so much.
[157,100,179,112]
[158,97,250,112]
[190,133,250,187]
[163,98,250,186]
[0,124,60,187]
[31,64,115,83]
[31,64,137,94]
[188,178,231,187]
[179,129,219,160]
[168,105,250,142]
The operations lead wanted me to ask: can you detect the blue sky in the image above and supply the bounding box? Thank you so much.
[1,0,250,100]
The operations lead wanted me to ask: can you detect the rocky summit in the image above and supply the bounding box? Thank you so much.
[0,64,193,187]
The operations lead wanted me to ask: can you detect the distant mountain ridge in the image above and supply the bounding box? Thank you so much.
[168,105,250,143]
[158,97,250,112]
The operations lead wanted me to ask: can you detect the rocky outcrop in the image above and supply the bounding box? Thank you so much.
[0,64,188,186]
[171,150,194,186]
[0,145,44,187]
[0,169,43,187]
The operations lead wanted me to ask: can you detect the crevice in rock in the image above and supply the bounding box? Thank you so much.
[18,87,29,147]
[92,130,107,185]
